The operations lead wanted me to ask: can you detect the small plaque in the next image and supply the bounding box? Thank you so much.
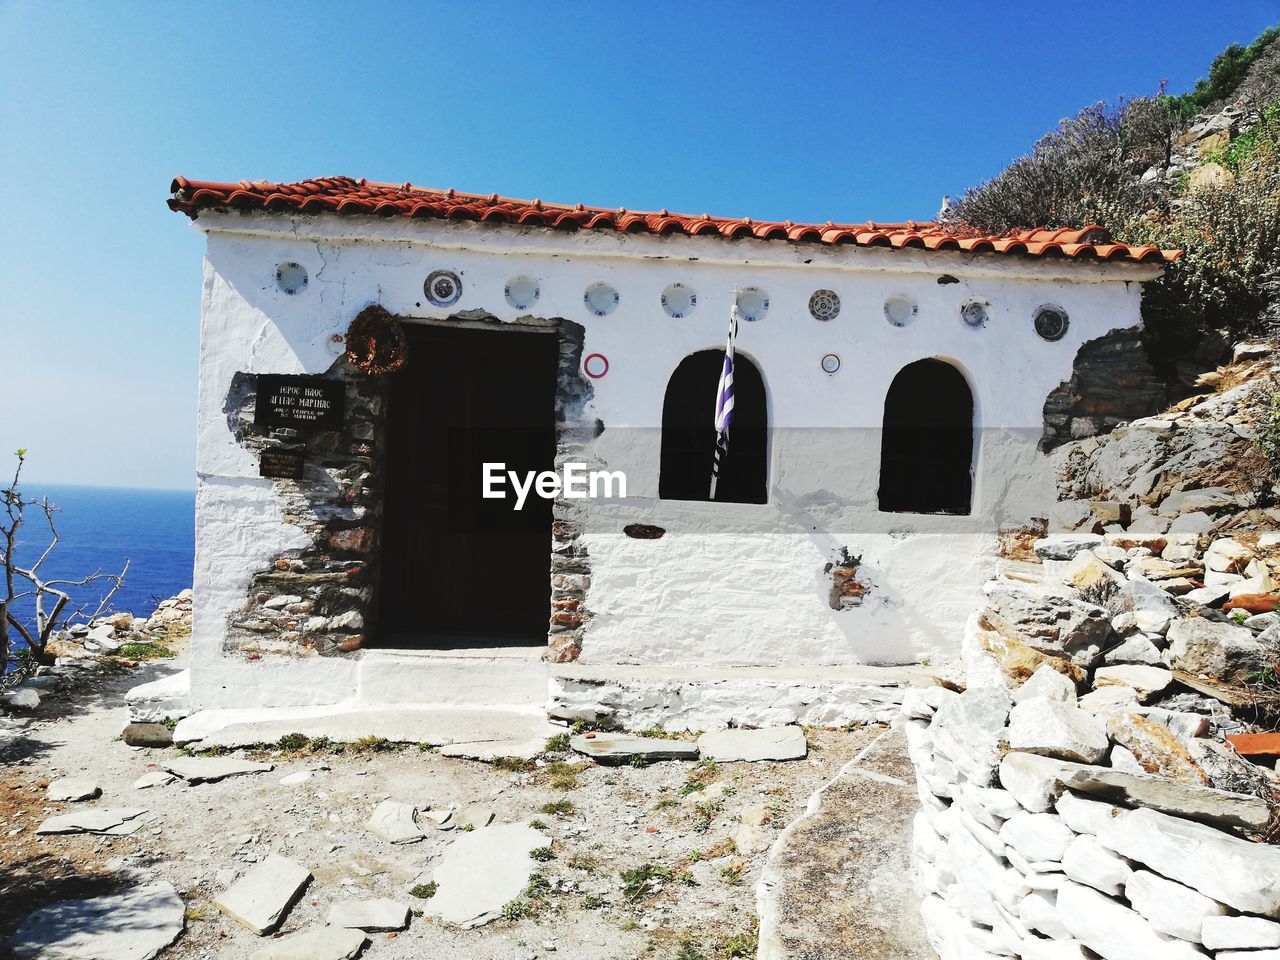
[254,375,345,430]
[259,449,304,480]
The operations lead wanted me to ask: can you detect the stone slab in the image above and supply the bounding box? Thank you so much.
[1099,807,1280,917]
[8,875,184,960]
[697,726,808,762]
[213,853,311,935]
[161,757,273,784]
[174,705,554,748]
[36,808,148,836]
[46,778,101,802]
[248,926,371,960]
[326,897,411,931]
[132,771,176,790]
[428,822,547,928]
[437,737,547,761]
[247,926,367,960]
[570,733,699,763]
[999,751,1271,831]
[756,725,933,959]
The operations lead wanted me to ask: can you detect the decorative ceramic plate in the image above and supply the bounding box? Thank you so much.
[735,287,769,322]
[1034,305,1069,341]
[884,294,917,327]
[425,270,463,307]
[961,300,989,328]
[584,282,620,317]
[809,289,840,321]
[276,262,308,295]
[661,282,696,319]
[505,276,541,311]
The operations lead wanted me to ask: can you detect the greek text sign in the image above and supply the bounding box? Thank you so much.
[254,375,345,430]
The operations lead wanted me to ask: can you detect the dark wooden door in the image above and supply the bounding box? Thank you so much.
[378,324,558,647]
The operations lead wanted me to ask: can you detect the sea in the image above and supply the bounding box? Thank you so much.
[7,485,195,632]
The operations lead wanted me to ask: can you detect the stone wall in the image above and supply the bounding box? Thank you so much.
[1040,327,1165,452]
[901,352,1280,958]
[221,365,387,659]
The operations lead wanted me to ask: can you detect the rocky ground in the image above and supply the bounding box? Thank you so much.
[0,617,917,960]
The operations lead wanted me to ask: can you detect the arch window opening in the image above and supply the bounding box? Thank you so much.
[878,359,974,515]
[659,350,768,504]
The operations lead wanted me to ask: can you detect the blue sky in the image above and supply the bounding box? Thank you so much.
[2,1,1277,490]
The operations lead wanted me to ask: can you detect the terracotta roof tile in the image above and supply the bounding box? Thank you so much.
[168,176,1182,265]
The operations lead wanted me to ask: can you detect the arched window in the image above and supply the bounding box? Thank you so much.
[878,359,973,514]
[660,350,767,504]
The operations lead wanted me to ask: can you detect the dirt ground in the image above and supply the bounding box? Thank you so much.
[0,655,883,960]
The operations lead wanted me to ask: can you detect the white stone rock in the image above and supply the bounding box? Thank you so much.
[427,822,547,928]
[213,853,311,935]
[1013,665,1078,704]
[278,770,311,786]
[326,897,410,932]
[124,669,190,722]
[1206,569,1246,586]
[1169,511,1216,534]
[161,756,273,784]
[1133,608,1173,635]
[1077,685,1141,716]
[1035,535,1103,561]
[1109,744,1146,773]
[247,926,367,960]
[1206,539,1254,573]
[1217,950,1280,960]
[927,685,1012,785]
[1006,698,1108,764]
[8,875,183,960]
[1020,940,1093,960]
[1099,807,1280,916]
[1231,574,1278,598]
[1019,889,1072,941]
[1184,585,1232,606]
[1103,635,1164,666]
[999,812,1074,863]
[366,800,422,844]
[696,726,807,762]
[1125,868,1227,943]
[1057,879,1207,960]
[1053,791,1120,835]
[1202,915,1280,950]
[900,688,940,720]
[46,778,101,802]
[962,783,1022,821]
[1091,664,1174,703]
[4,688,40,710]
[1060,834,1131,895]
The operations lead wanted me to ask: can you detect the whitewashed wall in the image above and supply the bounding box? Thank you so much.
[187,211,1159,710]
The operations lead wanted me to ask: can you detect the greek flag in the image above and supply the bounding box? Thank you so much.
[710,303,739,499]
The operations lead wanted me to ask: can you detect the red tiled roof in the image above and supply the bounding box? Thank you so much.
[168,176,1181,265]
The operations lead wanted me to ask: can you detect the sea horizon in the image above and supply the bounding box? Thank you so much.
[7,483,196,625]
